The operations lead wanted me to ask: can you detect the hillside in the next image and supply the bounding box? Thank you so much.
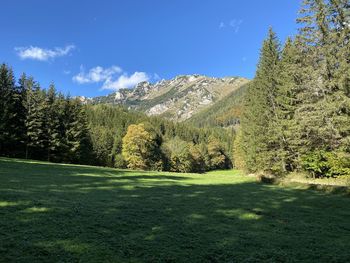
[187,82,249,128]
[91,75,249,122]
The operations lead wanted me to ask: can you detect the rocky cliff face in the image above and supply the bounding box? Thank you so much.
[92,75,249,121]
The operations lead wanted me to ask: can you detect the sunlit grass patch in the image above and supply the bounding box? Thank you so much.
[24,207,51,213]
[0,157,349,262]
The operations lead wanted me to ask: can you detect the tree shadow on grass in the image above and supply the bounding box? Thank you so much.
[1,159,350,262]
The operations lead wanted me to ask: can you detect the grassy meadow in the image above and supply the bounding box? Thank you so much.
[0,157,349,262]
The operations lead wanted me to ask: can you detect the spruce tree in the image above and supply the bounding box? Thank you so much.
[296,0,350,155]
[64,99,93,164]
[45,84,61,161]
[270,38,303,172]
[240,28,281,173]
[25,85,48,159]
[0,64,14,155]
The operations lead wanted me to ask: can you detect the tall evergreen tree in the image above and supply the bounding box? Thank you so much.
[25,85,48,159]
[270,38,303,173]
[0,64,20,156]
[45,84,61,161]
[296,0,350,158]
[240,28,281,173]
[64,99,93,164]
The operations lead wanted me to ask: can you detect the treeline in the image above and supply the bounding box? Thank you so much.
[87,104,233,172]
[0,64,233,172]
[0,65,93,163]
[235,0,350,178]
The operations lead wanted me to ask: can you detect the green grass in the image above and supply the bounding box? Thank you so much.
[0,158,349,262]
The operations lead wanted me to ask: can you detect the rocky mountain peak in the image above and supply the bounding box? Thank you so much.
[92,74,250,121]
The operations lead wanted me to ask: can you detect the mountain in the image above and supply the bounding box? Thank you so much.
[186,82,249,128]
[91,75,249,122]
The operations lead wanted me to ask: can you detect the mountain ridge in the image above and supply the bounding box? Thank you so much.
[87,74,250,122]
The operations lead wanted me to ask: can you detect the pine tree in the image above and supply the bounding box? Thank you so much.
[269,38,304,173]
[240,28,281,173]
[64,99,93,164]
[295,0,350,156]
[25,85,48,159]
[328,0,350,152]
[54,92,69,162]
[45,84,61,161]
[0,64,20,156]
[20,74,33,159]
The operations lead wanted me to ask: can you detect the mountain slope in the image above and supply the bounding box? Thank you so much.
[186,82,249,128]
[92,75,249,121]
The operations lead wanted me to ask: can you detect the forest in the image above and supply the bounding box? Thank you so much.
[0,67,233,173]
[234,0,350,179]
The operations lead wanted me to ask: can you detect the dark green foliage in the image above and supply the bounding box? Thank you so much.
[0,68,93,164]
[239,0,350,178]
[0,64,25,156]
[24,83,48,159]
[239,28,281,173]
[45,84,61,162]
[64,99,94,164]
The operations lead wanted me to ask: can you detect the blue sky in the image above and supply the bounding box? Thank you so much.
[0,1,300,97]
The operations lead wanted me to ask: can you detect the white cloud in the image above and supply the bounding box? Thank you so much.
[15,45,75,61]
[73,65,122,84]
[72,65,149,91]
[102,72,149,90]
[229,19,243,33]
[63,70,71,75]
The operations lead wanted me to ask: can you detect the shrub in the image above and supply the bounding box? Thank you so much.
[162,137,194,173]
[301,151,350,178]
[256,173,277,184]
[114,154,126,168]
